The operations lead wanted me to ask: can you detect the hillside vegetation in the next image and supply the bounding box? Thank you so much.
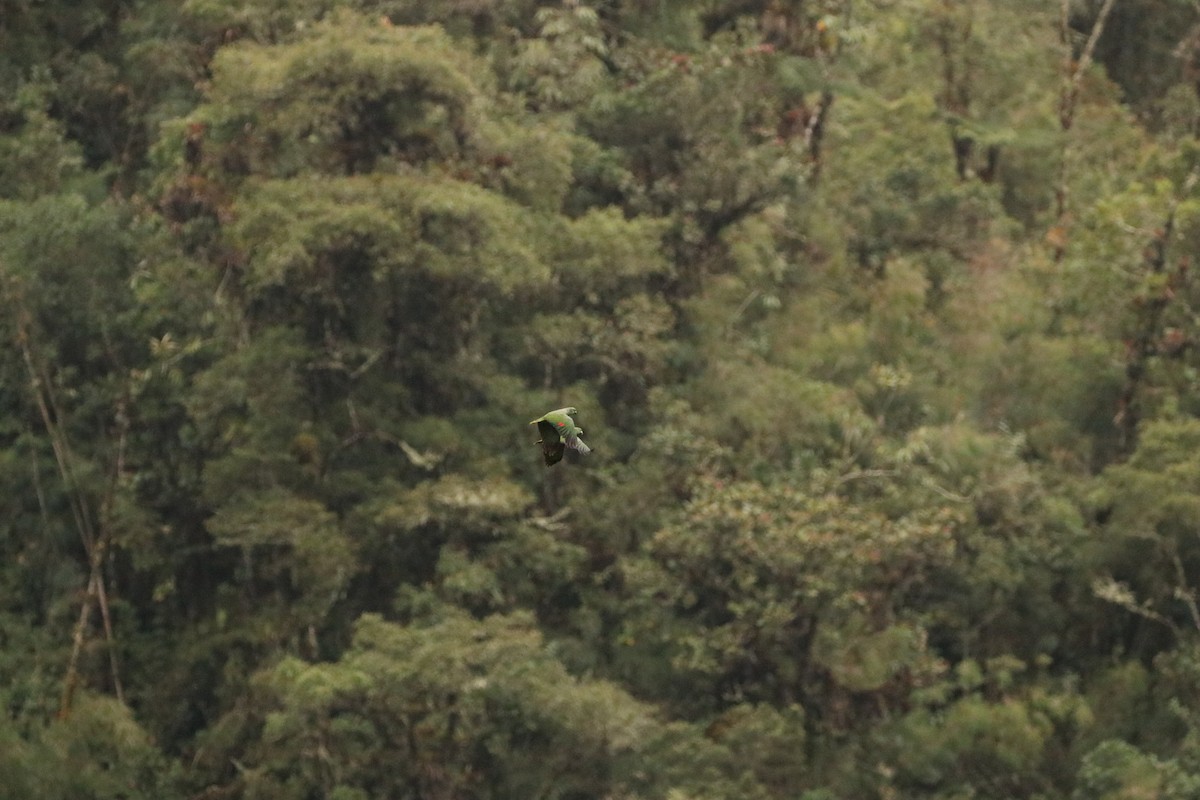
[4,1,1200,797]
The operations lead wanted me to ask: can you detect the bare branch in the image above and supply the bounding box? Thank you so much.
[1093,576,1180,637]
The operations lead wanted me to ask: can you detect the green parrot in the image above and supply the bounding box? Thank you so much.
[530,407,592,466]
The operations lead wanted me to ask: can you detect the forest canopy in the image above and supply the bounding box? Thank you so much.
[4,1,1200,798]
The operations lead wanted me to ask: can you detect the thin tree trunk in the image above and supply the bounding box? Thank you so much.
[19,316,96,551]
[1114,168,1199,452]
[803,88,835,182]
[1054,0,1119,257]
[14,306,126,712]
[59,570,98,717]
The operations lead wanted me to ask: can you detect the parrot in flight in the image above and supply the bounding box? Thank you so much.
[530,407,592,466]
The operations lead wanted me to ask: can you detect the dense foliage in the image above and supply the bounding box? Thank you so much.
[4,0,1200,797]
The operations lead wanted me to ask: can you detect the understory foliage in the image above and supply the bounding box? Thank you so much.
[5,0,1200,797]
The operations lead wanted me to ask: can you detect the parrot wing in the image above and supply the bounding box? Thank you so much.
[540,440,566,466]
[534,419,566,466]
[535,419,560,443]
[565,431,591,455]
